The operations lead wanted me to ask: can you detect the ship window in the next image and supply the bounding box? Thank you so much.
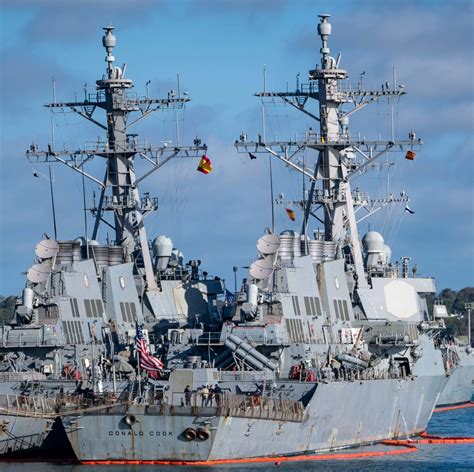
[309,297,317,316]
[304,297,312,316]
[125,302,132,322]
[295,319,304,342]
[84,299,93,318]
[95,299,103,317]
[73,298,80,317]
[62,321,70,344]
[72,320,81,343]
[315,297,322,316]
[70,298,79,317]
[286,319,292,341]
[66,321,76,344]
[67,321,74,343]
[342,300,349,321]
[292,296,301,316]
[337,300,344,320]
[286,318,304,343]
[75,321,84,343]
[120,302,127,322]
[333,300,340,319]
[287,319,295,342]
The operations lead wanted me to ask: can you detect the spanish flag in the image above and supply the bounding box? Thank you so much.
[286,208,296,221]
[197,155,213,174]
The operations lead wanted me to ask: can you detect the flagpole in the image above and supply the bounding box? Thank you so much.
[137,349,141,397]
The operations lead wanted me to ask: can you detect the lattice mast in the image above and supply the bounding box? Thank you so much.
[235,14,421,288]
[26,27,206,290]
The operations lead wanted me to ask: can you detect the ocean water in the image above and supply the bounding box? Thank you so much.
[1,408,473,471]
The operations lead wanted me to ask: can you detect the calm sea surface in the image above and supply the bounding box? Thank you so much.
[1,408,473,471]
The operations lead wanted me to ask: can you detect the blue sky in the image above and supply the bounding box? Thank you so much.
[0,0,473,295]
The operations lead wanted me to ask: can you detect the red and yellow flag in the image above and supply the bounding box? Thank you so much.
[197,155,213,174]
[286,208,296,221]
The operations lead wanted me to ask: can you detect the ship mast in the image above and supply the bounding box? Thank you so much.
[26,27,206,290]
[235,14,421,289]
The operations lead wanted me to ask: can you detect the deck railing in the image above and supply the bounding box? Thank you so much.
[0,393,57,417]
[140,391,305,423]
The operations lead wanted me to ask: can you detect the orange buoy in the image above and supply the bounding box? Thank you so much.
[79,443,417,466]
[384,431,474,445]
[434,401,474,413]
[405,150,416,160]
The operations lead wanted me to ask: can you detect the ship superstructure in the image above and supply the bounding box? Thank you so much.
[57,15,451,464]
[0,27,222,409]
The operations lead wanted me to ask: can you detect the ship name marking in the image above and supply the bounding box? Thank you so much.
[108,430,173,437]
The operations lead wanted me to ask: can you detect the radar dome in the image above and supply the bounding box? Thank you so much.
[362,231,384,253]
[152,235,173,256]
[35,239,59,259]
[152,235,173,270]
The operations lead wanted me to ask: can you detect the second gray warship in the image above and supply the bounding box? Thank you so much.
[53,15,454,463]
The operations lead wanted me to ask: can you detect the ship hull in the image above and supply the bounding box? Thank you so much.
[436,354,474,407]
[0,414,53,456]
[62,374,444,462]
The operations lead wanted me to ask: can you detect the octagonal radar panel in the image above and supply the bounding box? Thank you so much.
[27,263,52,284]
[256,234,281,255]
[249,258,274,280]
[35,239,59,259]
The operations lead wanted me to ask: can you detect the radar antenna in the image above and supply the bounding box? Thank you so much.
[235,14,422,288]
[26,27,207,291]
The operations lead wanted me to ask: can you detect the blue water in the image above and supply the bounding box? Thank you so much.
[1,408,473,471]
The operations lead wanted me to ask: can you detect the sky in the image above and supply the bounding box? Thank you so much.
[0,0,473,296]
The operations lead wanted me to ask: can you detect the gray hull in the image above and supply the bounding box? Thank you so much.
[437,356,474,407]
[0,414,53,455]
[62,374,444,462]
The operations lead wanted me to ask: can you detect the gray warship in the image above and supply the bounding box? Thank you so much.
[0,25,217,453]
[436,333,474,407]
[54,16,454,463]
[0,392,56,455]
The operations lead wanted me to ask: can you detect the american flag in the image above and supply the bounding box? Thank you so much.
[135,323,164,372]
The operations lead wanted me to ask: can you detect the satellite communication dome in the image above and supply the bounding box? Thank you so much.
[249,258,274,280]
[27,263,52,284]
[362,231,384,253]
[256,234,281,255]
[152,235,173,258]
[152,235,173,270]
[35,239,59,259]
